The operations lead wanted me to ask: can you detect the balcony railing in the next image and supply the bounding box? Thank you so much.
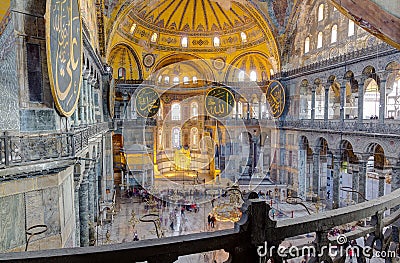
[280,119,400,135]
[0,123,110,171]
[1,189,399,262]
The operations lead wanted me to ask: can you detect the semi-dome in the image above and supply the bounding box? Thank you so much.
[117,0,276,53]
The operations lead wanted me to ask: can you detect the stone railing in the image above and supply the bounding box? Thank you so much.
[0,123,110,170]
[280,119,400,135]
[1,189,399,262]
[116,118,157,128]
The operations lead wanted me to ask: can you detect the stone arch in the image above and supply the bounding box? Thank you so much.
[108,43,143,80]
[153,53,215,83]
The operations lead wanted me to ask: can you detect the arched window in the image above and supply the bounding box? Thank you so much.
[213,36,220,47]
[317,32,323,48]
[190,127,198,148]
[318,4,324,21]
[240,32,247,43]
[158,128,163,148]
[158,75,162,83]
[157,101,163,120]
[192,76,198,84]
[129,23,137,34]
[172,127,181,148]
[191,102,198,118]
[269,69,274,77]
[238,101,243,118]
[183,76,189,84]
[181,37,188,48]
[304,37,310,53]
[331,25,338,43]
[250,71,257,81]
[164,76,170,84]
[173,77,179,85]
[171,103,181,120]
[348,19,355,36]
[151,32,158,43]
[238,70,245,82]
[118,67,126,79]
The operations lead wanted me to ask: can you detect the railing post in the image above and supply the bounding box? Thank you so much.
[4,131,10,166]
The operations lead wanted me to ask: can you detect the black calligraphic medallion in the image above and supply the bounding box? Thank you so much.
[266,80,286,118]
[46,0,82,117]
[205,87,235,118]
[135,87,160,118]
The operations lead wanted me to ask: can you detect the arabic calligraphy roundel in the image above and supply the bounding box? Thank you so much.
[135,87,161,118]
[46,0,82,117]
[266,80,286,118]
[205,87,235,118]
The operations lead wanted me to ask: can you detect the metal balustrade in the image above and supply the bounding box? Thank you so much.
[0,123,110,170]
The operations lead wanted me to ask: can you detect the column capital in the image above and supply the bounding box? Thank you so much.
[355,153,371,161]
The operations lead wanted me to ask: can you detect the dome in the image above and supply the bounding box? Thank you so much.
[117,0,275,52]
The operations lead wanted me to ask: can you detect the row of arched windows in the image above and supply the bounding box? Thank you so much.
[160,127,199,149]
[305,20,355,53]
[129,23,247,47]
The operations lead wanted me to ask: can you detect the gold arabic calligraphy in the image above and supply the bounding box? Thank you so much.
[135,87,160,118]
[266,81,285,118]
[205,87,234,118]
[48,0,82,116]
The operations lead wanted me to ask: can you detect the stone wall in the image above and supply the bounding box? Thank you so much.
[0,166,76,252]
[0,18,20,131]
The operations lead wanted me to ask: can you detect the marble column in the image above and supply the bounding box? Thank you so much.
[332,154,341,209]
[79,78,86,126]
[88,167,96,223]
[311,86,316,122]
[391,161,400,210]
[340,82,346,121]
[351,164,359,203]
[324,84,330,121]
[298,148,307,200]
[74,176,81,247]
[312,149,320,197]
[235,100,239,120]
[379,79,386,123]
[79,173,89,246]
[378,175,385,197]
[357,80,365,123]
[84,77,90,125]
[358,157,368,202]
[391,160,400,242]
[92,81,96,123]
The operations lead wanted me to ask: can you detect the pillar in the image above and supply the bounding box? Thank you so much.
[357,79,365,123]
[312,148,320,197]
[332,154,341,208]
[358,156,368,202]
[311,85,316,122]
[378,175,385,197]
[391,161,400,209]
[379,78,386,123]
[79,173,89,246]
[298,146,307,200]
[339,82,346,122]
[79,78,86,125]
[88,167,96,223]
[83,77,90,125]
[351,164,359,203]
[74,176,81,247]
[324,84,330,121]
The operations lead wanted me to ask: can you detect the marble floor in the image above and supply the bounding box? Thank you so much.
[94,188,388,263]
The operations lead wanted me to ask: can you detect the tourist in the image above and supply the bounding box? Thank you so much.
[211,215,216,228]
[133,231,139,241]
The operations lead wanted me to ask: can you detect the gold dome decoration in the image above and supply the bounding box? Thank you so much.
[116,0,279,57]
